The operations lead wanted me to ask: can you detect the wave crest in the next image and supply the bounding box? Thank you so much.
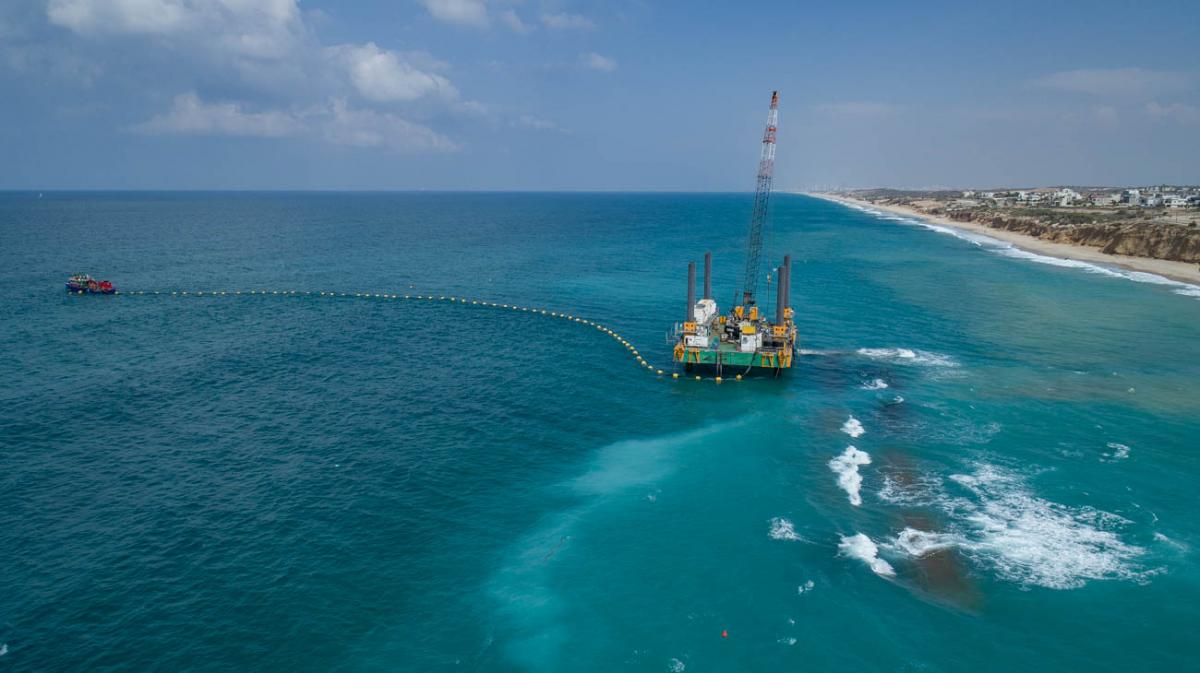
[839,533,895,577]
[829,446,872,506]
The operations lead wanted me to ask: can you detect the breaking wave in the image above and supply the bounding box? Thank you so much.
[839,533,895,577]
[879,463,1154,589]
[828,446,872,506]
[890,527,963,557]
[797,579,815,594]
[841,415,865,438]
[768,517,804,541]
[856,348,958,367]
[1101,442,1131,462]
[861,378,889,390]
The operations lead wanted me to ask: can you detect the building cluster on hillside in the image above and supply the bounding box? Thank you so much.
[958,186,1199,209]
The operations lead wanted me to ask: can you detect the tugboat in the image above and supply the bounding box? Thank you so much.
[66,274,115,294]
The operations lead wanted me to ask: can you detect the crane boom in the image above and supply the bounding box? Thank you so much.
[740,90,779,307]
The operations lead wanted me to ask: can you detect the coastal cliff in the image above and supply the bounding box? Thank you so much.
[938,210,1200,264]
[846,191,1200,265]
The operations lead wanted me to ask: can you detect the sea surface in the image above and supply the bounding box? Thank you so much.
[1,192,1198,672]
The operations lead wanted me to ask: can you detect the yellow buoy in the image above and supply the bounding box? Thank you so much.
[672,373,679,379]
[715,377,723,383]
[695,375,702,381]
[657,370,664,375]
[736,374,743,381]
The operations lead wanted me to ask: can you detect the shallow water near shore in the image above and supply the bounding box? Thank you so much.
[1,192,1197,672]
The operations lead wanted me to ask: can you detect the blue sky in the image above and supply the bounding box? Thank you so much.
[1,0,1198,190]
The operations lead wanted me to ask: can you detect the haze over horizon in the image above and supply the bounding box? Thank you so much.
[2,0,1198,191]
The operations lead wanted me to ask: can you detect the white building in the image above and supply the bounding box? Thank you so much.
[1164,195,1188,208]
[1054,188,1082,206]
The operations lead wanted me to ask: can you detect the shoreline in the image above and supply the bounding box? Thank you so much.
[807,192,1200,287]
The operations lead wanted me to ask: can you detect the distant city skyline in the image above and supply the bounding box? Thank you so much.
[2,0,1198,190]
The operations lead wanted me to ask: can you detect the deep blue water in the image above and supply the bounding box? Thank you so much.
[1,192,1198,672]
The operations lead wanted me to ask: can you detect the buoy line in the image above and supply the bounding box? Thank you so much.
[94,289,742,382]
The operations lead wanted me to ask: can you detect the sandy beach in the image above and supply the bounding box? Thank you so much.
[810,193,1200,286]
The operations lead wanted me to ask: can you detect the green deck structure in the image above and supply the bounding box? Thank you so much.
[674,337,794,376]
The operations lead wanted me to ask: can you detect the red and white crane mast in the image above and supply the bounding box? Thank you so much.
[739,90,779,307]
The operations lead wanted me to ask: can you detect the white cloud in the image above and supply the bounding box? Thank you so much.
[47,0,306,58]
[813,102,901,118]
[1144,101,1200,125]
[498,9,531,34]
[47,0,190,36]
[134,92,304,136]
[323,98,457,151]
[327,42,456,103]
[541,11,593,30]
[419,0,488,28]
[134,92,457,152]
[42,0,497,153]
[581,51,615,72]
[1032,68,1192,97]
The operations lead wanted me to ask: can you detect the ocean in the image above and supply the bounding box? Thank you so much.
[1,192,1197,672]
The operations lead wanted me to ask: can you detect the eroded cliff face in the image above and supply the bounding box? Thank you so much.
[936,210,1200,264]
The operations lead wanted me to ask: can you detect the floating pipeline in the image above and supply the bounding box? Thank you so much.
[86,289,749,383]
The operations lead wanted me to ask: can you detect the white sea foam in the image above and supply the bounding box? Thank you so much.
[778,637,798,646]
[829,446,872,506]
[891,527,963,557]
[797,579,815,594]
[948,464,1147,589]
[841,415,865,438]
[878,463,1152,589]
[878,472,944,507]
[856,347,958,367]
[838,199,1200,300]
[1101,442,1131,462]
[769,517,804,541]
[0,643,7,657]
[839,533,896,577]
[861,378,889,390]
[668,657,686,672]
[891,395,905,405]
[1154,532,1188,551]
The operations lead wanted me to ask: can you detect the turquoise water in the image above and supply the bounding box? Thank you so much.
[1,192,1197,672]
